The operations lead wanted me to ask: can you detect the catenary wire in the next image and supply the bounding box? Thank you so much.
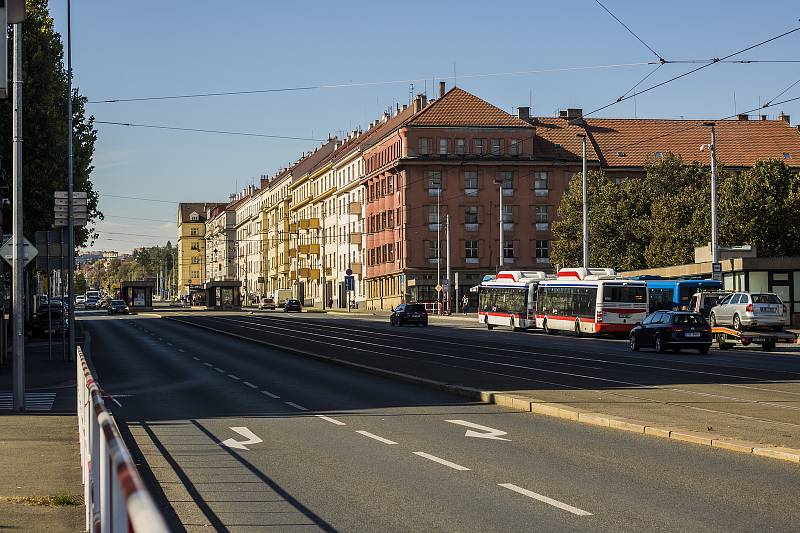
[95,121,327,142]
[594,0,666,62]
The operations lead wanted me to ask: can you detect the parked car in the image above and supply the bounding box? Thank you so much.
[32,307,68,337]
[107,299,130,315]
[283,299,302,312]
[390,303,429,327]
[258,297,276,310]
[709,292,785,331]
[75,295,86,309]
[630,310,712,354]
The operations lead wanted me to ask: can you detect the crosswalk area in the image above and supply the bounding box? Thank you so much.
[0,391,57,411]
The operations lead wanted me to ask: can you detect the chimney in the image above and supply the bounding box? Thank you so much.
[778,112,790,124]
[439,81,446,98]
[737,114,749,121]
[761,115,768,121]
[413,95,423,113]
[517,106,530,121]
[401,104,408,112]
[566,108,583,120]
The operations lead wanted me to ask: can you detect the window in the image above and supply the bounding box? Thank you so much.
[190,227,199,236]
[426,240,438,259]
[503,240,515,259]
[189,212,199,221]
[387,209,394,228]
[498,171,513,192]
[536,240,549,260]
[535,206,549,224]
[388,243,395,262]
[191,256,200,264]
[603,285,646,303]
[533,171,549,196]
[438,138,448,155]
[464,171,478,195]
[464,206,478,224]
[387,175,394,193]
[456,138,466,155]
[510,139,521,156]
[491,138,502,156]
[474,138,484,155]
[502,205,514,223]
[426,171,442,195]
[419,137,432,155]
[427,205,439,224]
[465,240,478,259]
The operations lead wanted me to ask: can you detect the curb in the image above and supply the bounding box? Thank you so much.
[161,315,800,465]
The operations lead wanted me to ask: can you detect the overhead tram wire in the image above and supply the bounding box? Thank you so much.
[94,121,326,142]
[593,0,666,63]
[585,22,800,117]
[765,77,800,106]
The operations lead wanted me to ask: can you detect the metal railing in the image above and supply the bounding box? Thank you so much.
[77,346,170,532]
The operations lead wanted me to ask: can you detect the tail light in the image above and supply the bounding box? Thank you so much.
[746,303,753,312]
[595,311,604,323]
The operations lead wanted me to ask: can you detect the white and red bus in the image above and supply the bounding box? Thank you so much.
[535,268,648,337]
[478,271,548,331]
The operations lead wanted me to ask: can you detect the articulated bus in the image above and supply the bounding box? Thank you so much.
[536,268,648,337]
[629,276,723,313]
[478,271,548,331]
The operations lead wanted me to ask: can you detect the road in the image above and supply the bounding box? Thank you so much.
[81,311,800,532]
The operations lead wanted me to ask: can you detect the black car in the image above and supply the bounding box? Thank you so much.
[107,299,130,315]
[390,303,428,327]
[283,299,302,312]
[32,308,68,336]
[630,310,712,354]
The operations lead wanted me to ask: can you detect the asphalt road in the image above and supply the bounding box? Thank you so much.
[80,311,800,532]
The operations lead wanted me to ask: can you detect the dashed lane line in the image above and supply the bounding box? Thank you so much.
[285,401,308,411]
[192,356,201,361]
[227,374,241,380]
[243,381,258,389]
[261,390,280,399]
[203,362,213,367]
[315,415,346,426]
[412,452,470,471]
[214,367,225,373]
[498,483,593,517]
[356,430,397,445]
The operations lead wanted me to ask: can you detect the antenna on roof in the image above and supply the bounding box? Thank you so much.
[454,62,457,88]
[409,83,414,107]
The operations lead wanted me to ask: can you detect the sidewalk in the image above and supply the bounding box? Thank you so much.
[0,339,83,532]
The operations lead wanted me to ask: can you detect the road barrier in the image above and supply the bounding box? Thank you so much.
[77,346,170,532]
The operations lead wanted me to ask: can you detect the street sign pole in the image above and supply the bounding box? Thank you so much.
[11,22,24,411]
[66,0,76,361]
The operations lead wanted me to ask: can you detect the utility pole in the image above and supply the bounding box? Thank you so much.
[436,179,441,314]
[12,22,24,411]
[66,0,75,361]
[703,122,719,266]
[445,214,451,315]
[577,133,588,270]
[320,205,325,310]
[494,178,503,272]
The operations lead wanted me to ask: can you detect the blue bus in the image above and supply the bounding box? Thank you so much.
[629,276,723,313]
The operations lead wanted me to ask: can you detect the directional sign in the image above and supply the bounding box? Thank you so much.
[344,275,355,291]
[54,191,88,199]
[0,236,38,267]
[445,419,510,441]
[221,426,263,450]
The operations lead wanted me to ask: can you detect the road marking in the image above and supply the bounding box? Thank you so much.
[157,337,163,341]
[192,356,201,361]
[167,342,173,346]
[445,419,510,441]
[242,381,257,389]
[261,390,280,399]
[498,483,592,516]
[315,415,345,426]
[203,362,213,367]
[178,349,186,353]
[227,374,240,380]
[412,452,470,471]
[214,367,225,373]
[221,427,263,451]
[285,401,308,411]
[356,430,397,444]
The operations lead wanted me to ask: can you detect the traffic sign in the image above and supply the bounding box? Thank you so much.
[435,284,442,293]
[712,262,722,273]
[344,275,355,291]
[345,268,353,276]
[0,236,38,267]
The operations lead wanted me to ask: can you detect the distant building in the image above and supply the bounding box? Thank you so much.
[177,203,223,296]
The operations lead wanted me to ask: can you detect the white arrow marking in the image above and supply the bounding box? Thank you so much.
[220,427,263,450]
[445,419,510,441]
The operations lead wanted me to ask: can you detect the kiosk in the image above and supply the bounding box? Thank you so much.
[205,280,242,310]
[120,281,155,311]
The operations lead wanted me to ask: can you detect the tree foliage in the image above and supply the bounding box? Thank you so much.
[0,0,100,246]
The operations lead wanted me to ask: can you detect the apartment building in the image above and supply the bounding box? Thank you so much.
[204,204,236,282]
[177,202,223,296]
[264,168,293,296]
[232,182,270,304]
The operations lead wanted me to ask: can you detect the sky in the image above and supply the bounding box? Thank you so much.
[46,0,800,253]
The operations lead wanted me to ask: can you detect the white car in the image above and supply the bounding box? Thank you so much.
[75,295,86,309]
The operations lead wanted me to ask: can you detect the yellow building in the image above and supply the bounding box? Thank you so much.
[177,203,221,297]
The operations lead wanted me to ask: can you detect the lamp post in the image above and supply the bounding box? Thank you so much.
[576,133,588,270]
[702,122,719,266]
[493,177,503,272]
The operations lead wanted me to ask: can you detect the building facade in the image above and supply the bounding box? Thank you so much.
[177,203,221,296]
[204,204,236,282]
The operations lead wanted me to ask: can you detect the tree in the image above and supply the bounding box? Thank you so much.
[0,0,101,246]
[73,271,87,294]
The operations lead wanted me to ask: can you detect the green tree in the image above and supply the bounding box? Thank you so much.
[0,0,100,246]
[73,271,87,294]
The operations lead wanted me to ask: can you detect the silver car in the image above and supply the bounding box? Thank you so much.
[709,292,785,331]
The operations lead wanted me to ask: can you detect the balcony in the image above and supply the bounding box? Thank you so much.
[349,233,362,246]
[348,202,362,215]
[298,243,320,255]
[350,262,363,275]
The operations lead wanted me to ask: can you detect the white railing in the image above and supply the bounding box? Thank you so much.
[77,346,170,533]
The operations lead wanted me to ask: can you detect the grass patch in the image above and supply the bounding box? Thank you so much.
[0,491,82,507]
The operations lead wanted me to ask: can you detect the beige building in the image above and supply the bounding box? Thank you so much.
[177,203,222,296]
[204,204,236,282]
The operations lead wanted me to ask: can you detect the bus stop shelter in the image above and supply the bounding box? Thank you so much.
[205,280,242,310]
[120,281,155,311]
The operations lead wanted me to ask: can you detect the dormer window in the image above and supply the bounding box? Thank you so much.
[189,212,200,221]
[654,152,663,159]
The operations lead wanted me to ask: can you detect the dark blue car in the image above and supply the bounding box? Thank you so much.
[283,299,302,313]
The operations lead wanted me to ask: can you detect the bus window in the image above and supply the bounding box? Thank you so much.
[604,285,646,303]
[649,288,674,312]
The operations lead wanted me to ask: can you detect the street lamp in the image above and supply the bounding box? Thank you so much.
[492,177,504,272]
[701,122,719,267]
[576,133,588,270]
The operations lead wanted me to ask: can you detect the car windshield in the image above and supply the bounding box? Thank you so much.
[406,304,426,312]
[112,300,125,305]
[672,314,706,326]
[751,293,781,304]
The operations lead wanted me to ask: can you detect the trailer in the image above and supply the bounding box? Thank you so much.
[712,326,797,351]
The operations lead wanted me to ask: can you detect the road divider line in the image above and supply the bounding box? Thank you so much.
[192,356,200,361]
[261,390,280,399]
[315,415,346,426]
[227,374,241,380]
[203,362,213,367]
[178,349,186,353]
[498,483,592,516]
[214,367,225,373]
[356,430,397,444]
[285,401,308,411]
[412,452,470,471]
[242,381,258,389]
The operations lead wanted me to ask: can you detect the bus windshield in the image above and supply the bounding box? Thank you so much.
[603,285,646,303]
[479,287,528,315]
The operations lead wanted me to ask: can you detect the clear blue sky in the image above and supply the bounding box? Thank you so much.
[47,0,799,252]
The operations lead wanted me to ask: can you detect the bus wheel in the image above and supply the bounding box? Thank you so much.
[543,319,553,335]
[574,320,583,338]
[511,317,520,332]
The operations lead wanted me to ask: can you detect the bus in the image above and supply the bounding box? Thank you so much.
[478,271,548,331]
[536,268,648,337]
[630,276,722,313]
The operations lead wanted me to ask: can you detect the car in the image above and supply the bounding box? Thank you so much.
[107,299,130,315]
[85,298,99,310]
[32,307,69,336]
[75,295,86,309]
[629,310,712,354]
[258,297,276,310]
[709,292,786,331]
[283,299,302,312]
[390,303,429,327]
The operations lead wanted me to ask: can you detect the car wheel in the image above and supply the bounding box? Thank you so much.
[709,313,717,327]
[699,345,710,354]
[655,335,666,353]
[574,319,582,338]
[629,335,639,351]
[733,314,742,331]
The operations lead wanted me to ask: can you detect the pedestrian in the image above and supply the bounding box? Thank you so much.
[462,294,469,315]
